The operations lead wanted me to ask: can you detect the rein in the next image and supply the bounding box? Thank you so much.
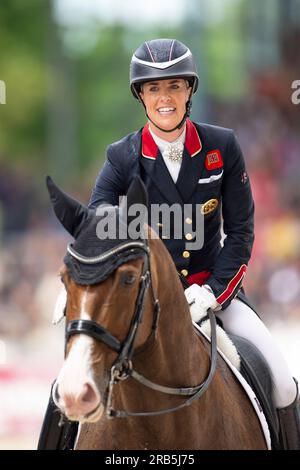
[65,241,218,418]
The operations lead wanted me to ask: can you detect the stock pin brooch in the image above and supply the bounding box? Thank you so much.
[164,143,184,163]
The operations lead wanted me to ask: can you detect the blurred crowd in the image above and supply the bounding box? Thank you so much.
[0,93,300,340]
[216,87,300,324]
[0,227,69,337]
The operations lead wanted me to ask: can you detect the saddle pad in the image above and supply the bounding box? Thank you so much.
[193,321,271,450]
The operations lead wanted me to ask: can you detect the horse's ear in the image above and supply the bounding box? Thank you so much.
[46,176,89,238]
[120,175,148,227]
[124,175,148,209]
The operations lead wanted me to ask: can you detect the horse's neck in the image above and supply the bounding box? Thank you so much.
[156,281,208,376]
[137,239,210,381]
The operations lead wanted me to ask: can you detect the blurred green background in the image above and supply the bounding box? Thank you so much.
[0,0,299,449]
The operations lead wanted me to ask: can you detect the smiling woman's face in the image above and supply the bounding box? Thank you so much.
[139,78,191,136]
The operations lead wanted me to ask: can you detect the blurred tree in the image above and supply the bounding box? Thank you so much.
[182,0,248,105]
[0,0,49,170]
[0,1,181,186]
[72,24,144,174]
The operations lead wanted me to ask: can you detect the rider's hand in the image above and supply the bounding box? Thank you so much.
[184,284,220,323]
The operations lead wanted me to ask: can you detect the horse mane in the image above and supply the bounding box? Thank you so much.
[125,223,208,379]
[146,224,191,322]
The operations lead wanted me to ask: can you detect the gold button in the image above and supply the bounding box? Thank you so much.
[156,222,163,227]
[182,251,190,258]
[185,233,193,241]
[181,269,188,276]
[185,217,192,224]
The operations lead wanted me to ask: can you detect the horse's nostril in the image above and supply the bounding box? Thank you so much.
[80,383,98,404]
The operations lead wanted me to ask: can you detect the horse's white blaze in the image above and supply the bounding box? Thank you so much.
[57,333,95,396]
[80,289,90,321]
[57,288,101,416]
[52,286,67,324]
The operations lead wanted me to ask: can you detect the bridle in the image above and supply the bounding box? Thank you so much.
[64,240,218,418]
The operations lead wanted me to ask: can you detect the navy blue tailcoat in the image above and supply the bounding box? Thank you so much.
[89,119,254,309]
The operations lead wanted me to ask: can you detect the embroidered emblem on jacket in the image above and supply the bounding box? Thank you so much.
[201,199,219,215]
[205,150,223,170]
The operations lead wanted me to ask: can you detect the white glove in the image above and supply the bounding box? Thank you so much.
[184,284,220,323]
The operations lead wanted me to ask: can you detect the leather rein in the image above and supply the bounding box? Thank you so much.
[65,241,218,418]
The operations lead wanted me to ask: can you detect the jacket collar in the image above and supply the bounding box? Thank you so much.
[141,118,202,159]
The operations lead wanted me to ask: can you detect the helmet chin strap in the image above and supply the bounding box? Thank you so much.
[145,102,191,133]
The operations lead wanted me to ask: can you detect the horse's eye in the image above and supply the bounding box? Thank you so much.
[121,273,136,286]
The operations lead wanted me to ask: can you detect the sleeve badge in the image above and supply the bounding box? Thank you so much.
[241,172,248,184]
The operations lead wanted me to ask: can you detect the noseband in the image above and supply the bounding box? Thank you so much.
[65,241,217,418]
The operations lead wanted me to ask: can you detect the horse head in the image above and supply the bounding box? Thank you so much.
[47,175,162,423]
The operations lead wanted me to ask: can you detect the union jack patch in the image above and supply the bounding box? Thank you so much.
[241,172,248,184]
[205,150,223,170]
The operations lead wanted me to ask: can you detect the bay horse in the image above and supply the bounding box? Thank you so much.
[47,175,267,450]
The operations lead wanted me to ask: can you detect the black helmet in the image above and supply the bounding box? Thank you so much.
[130,39,199,100]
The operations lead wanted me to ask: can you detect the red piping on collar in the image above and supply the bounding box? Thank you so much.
[141,123,158,160]
[141,119,202,160]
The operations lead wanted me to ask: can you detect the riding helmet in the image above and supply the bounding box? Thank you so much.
[130,39,199,99]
